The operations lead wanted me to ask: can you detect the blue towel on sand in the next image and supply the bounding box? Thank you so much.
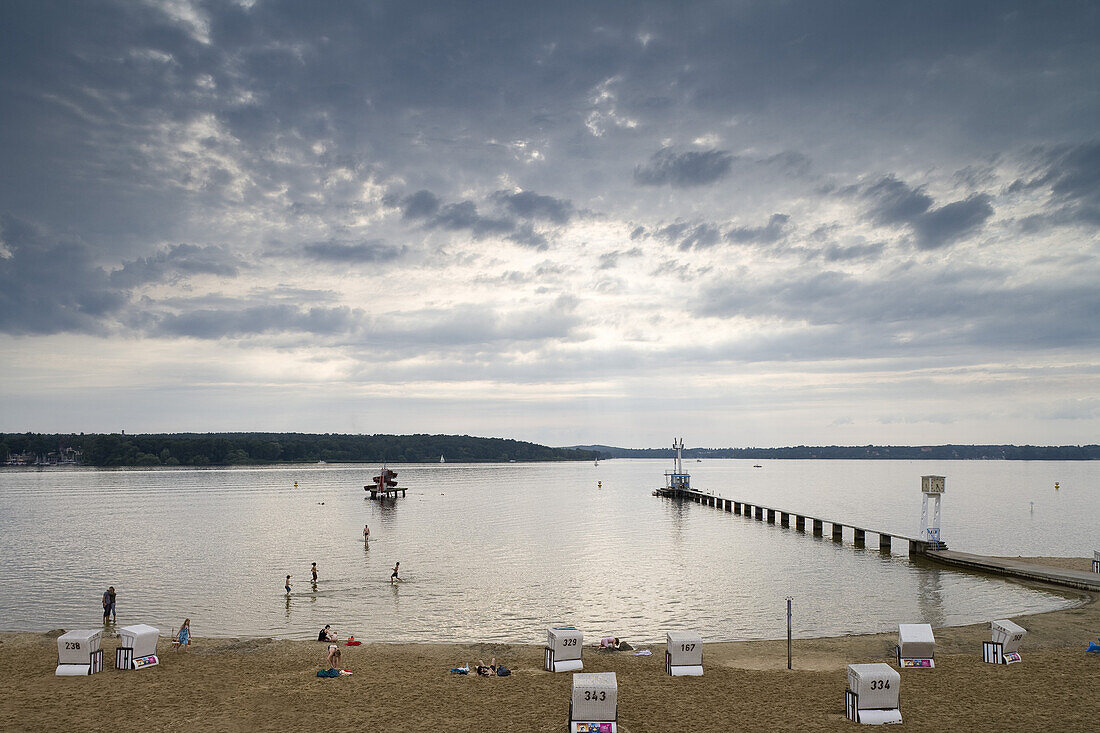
[317,668,341,677]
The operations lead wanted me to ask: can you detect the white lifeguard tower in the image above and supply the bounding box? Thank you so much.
[664,438,691,493]
[918,475,947,550]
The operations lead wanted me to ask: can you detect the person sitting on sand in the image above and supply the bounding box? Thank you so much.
[174,618,191,649]
[318,625,337,642]
[599,636,621,650]
[327,644,341,669]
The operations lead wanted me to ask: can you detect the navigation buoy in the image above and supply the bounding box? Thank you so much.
[1054,482,1060,490]
[294,482,298,487]
[598,481,602,489]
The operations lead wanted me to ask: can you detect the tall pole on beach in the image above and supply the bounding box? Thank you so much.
[786,596,793,670]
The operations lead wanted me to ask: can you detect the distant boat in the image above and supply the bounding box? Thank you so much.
[440,455,445,463]
[594,458,599,466]
[753,464,762,468]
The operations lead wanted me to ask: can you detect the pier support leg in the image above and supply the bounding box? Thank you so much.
[812,519,823,537]
[755,506,763,521]
[734,502,741,515]
[879,534,891,553]
[767,509,775,524]
[854,528,865,547]
[725,500,732,512]
[781,512,789,527]
[796,515,805,531]
[832,523,843,542]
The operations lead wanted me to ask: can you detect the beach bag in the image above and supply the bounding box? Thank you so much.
[495,665,511,676]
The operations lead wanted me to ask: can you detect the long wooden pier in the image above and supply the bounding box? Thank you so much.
[658,486,928,554]
[657,487,1100,593]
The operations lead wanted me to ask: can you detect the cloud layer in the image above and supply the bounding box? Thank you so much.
[0,1,1097,446]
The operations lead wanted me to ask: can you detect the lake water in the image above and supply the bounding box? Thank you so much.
[0,459,1093,643]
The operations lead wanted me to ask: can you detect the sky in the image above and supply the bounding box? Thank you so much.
[1,1,1098,448]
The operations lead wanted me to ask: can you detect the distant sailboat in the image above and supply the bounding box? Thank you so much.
[440,455,445,463]
[594,457,599,466]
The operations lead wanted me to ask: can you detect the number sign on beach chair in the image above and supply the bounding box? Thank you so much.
[983,619,1026,664]
[545,627,583,672]
[666,631,703,676]
[569,672,617,732]
[55,629,103,676]
[845,663,902,725]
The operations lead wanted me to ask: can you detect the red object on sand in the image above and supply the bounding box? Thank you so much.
[346,641,362,646]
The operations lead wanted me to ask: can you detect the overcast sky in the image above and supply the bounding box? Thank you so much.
[1,1,1098,448]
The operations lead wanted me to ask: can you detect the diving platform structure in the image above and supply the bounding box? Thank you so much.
[661,438,692,494]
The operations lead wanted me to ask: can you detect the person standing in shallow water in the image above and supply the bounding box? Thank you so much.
[311,562,318,582]
[284,575,291,595]
[102,587,113,623]
[390,562,400,583]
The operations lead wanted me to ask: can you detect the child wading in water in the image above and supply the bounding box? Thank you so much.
[390,562,401,583]
[285,575,291,595]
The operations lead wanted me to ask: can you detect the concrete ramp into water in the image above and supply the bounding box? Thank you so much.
[925,551,1100,592]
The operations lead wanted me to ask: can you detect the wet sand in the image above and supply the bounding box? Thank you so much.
[2,558,1098,732]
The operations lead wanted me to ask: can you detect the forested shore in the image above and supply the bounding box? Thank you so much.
[576,444,1100,460]
[0,432,597,466]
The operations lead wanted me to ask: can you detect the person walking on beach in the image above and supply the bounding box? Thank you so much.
[363,524,370,541]
[284,575,291,595]
[311,562,318,582]
[390,562,400,583]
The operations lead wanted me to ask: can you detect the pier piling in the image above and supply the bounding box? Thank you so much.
[812,519,823,536]
[854,528,865,547]
[880,533,892,552]
[767,509,776,524]
[832,523,843,542]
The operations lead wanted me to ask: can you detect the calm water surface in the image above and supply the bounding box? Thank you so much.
[0,459,1093,643]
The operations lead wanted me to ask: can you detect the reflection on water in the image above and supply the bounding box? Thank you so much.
[0,459,1091,642]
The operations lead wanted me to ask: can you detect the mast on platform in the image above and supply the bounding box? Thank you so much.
[664,438,691,493]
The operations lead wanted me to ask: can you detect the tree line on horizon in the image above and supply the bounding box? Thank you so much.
[579,444,1100,460]
[0,432,598,467]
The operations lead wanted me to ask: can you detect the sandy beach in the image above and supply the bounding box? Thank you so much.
[3,559,1097,732]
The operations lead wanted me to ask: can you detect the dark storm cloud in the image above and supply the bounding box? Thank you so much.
[429,201,514,238]
[507,224,549,251]
[862,177,934,226]
[912,194,994,250]
[0,215,123,335]
[397,190,441,221]
[1009,141,1100,227]
[694,264,1100,355]
[493,190,575,224]
[634,148,735,187]
[109,244,243,288]
[726,214,791,244]
[302,240,407,263]
[858,176,995,248]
